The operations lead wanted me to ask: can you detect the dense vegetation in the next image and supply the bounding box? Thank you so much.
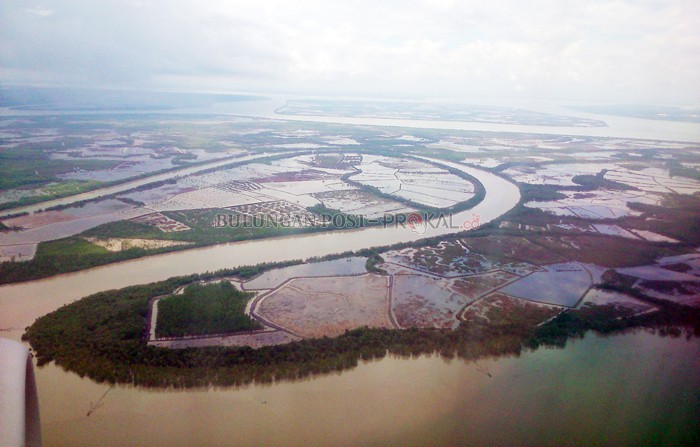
[0,129,128,211]
[667,159,700,182]
[626,195,700,245]
[0,236,175,285]
[0,141,117,192]
[518,183,568,202]
[86,209,312,244]
[0,154,234,213]
[365,253,386,273]
[156,282,260,337]
[23,262,700,389]
[0,180,108,212]
[0,139,295,214]
[527,283,700,347]
[572,169,636,191]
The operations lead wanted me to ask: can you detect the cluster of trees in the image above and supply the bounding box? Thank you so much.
[0,139,115,192]
[0,210,318,285]
[22,272,525,388]
[156,282,261,337]
[667,159,700,182]
[517,183,568,202]
[0,141,296,214]
[527,298,700,348]
[0,237,179,285]
[626,196,700,245]
[171,153,199,165]
[571,169,636,191]
[23,262,700,389]
[365,253,386,274]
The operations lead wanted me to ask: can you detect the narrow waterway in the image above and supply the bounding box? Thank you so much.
[1,99,698,446]
[0,159,519,332]
[0,152,287,217]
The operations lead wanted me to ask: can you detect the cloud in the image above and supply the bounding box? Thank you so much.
[1,0,699,103]
[26,7,53,17]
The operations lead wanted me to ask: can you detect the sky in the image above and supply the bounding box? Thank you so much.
[1,0,699,104]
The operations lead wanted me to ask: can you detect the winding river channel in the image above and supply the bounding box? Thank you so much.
[1,107,699,445]
[0,158,518,331]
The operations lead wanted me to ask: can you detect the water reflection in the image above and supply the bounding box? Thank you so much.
[35,331,699,447]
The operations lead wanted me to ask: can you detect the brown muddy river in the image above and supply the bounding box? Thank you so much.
[0,118,698,445]
[33,331,700,446]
